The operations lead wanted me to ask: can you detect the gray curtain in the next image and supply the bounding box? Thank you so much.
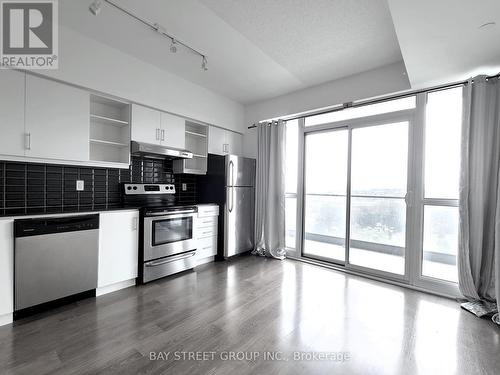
[253,120,286,259]
[458,75,500,324]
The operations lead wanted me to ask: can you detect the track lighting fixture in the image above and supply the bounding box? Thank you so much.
[170,39,177,53]
[89,0,102,16]
[88,0,208,71]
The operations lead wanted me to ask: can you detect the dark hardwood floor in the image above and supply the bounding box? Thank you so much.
[0,255,499,375]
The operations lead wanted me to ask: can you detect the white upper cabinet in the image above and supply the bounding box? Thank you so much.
[25,75,89,161]
[131,104,185,148]
[160,112,185,149]
[131,104,161,145]
[208,125,243,156]
[0,70,25,157]
[208,126,226,155]
[226,131,243,155]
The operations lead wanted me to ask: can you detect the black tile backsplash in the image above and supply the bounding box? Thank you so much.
[0,156,198,216]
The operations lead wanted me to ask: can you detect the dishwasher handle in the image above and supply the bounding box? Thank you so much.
[14,214,100,237]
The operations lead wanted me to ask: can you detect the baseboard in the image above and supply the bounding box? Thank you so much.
[96,279,136,297]
[0,313,13,327]
[196,256,215,266]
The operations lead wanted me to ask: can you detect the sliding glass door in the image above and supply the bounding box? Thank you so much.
[290,89,463,295]
[349,121,409,275]
[302,128,348,263]
[301,114,412,279]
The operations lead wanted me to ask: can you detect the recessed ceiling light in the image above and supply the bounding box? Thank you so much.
[479,21,496,30]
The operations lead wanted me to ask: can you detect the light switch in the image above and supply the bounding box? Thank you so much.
[182,183,187,191]
[76,180,84,191]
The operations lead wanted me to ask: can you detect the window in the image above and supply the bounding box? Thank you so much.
[285,119,299,249]
[421,87,462,282]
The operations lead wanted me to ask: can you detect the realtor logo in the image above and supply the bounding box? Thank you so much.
[1,0,58,69]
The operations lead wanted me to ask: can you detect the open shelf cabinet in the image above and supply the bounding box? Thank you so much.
[173,121,208,174]
[89,94,131,166]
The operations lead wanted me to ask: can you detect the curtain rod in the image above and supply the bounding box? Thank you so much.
[247,72,500,129]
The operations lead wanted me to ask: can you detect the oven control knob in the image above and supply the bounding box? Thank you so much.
[170,186,174,190]
[127,186,132,190]
[133,186,137,190]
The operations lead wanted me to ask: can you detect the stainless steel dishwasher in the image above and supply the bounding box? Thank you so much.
[14,215,99,318]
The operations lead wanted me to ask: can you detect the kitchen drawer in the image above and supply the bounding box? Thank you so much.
[196,216,217,228]
[197,236,217,259]
[197,204,219,218]
[197,223,217,239]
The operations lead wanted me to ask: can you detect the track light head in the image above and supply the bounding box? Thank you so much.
[89,0,102,16]
[201,56,208,71]
[170,39,177,53]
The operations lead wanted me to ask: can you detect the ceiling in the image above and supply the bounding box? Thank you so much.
[60,0,500,105]
[60,0,403,104]
[387,0,500,87]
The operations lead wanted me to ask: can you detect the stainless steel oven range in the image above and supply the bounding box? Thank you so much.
[123,183,198,283]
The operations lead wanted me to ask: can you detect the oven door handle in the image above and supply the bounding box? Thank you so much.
[146,210,196,217]
[145,251,196,267]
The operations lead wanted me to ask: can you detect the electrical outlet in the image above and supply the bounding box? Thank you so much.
[182,183,187,191]
[76,180,84,191]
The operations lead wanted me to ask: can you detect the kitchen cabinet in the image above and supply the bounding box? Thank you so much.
[0,70,25,157]
[0,219,14,323]
[98,210,139,288]
[25,74,89,161]
[131,104,161,145]
[173,121,208,174]
[161,112,185,149]
[208,126,226,155]
[208,126,243,156]
[226,130,243,155]
[195,204,219,263]
[131,104,186,149]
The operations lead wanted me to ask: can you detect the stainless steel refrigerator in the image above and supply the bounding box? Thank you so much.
[197,154,256,258]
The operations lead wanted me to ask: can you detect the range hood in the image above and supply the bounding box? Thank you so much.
[131,141,193,159]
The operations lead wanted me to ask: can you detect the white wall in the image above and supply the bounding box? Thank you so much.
[242,61,411,157]
[38,25,245,133]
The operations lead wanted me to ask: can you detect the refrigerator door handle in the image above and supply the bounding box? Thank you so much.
[228,187,234,212]
[229,160,235,187]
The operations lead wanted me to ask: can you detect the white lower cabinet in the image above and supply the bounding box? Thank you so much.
[195,204,219,264]
[98,210,139,288]
[0,219,14,324]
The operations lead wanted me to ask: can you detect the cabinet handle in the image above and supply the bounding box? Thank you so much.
[155,128,160,141]
[25,133,31,150]
[161,129,165,141]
